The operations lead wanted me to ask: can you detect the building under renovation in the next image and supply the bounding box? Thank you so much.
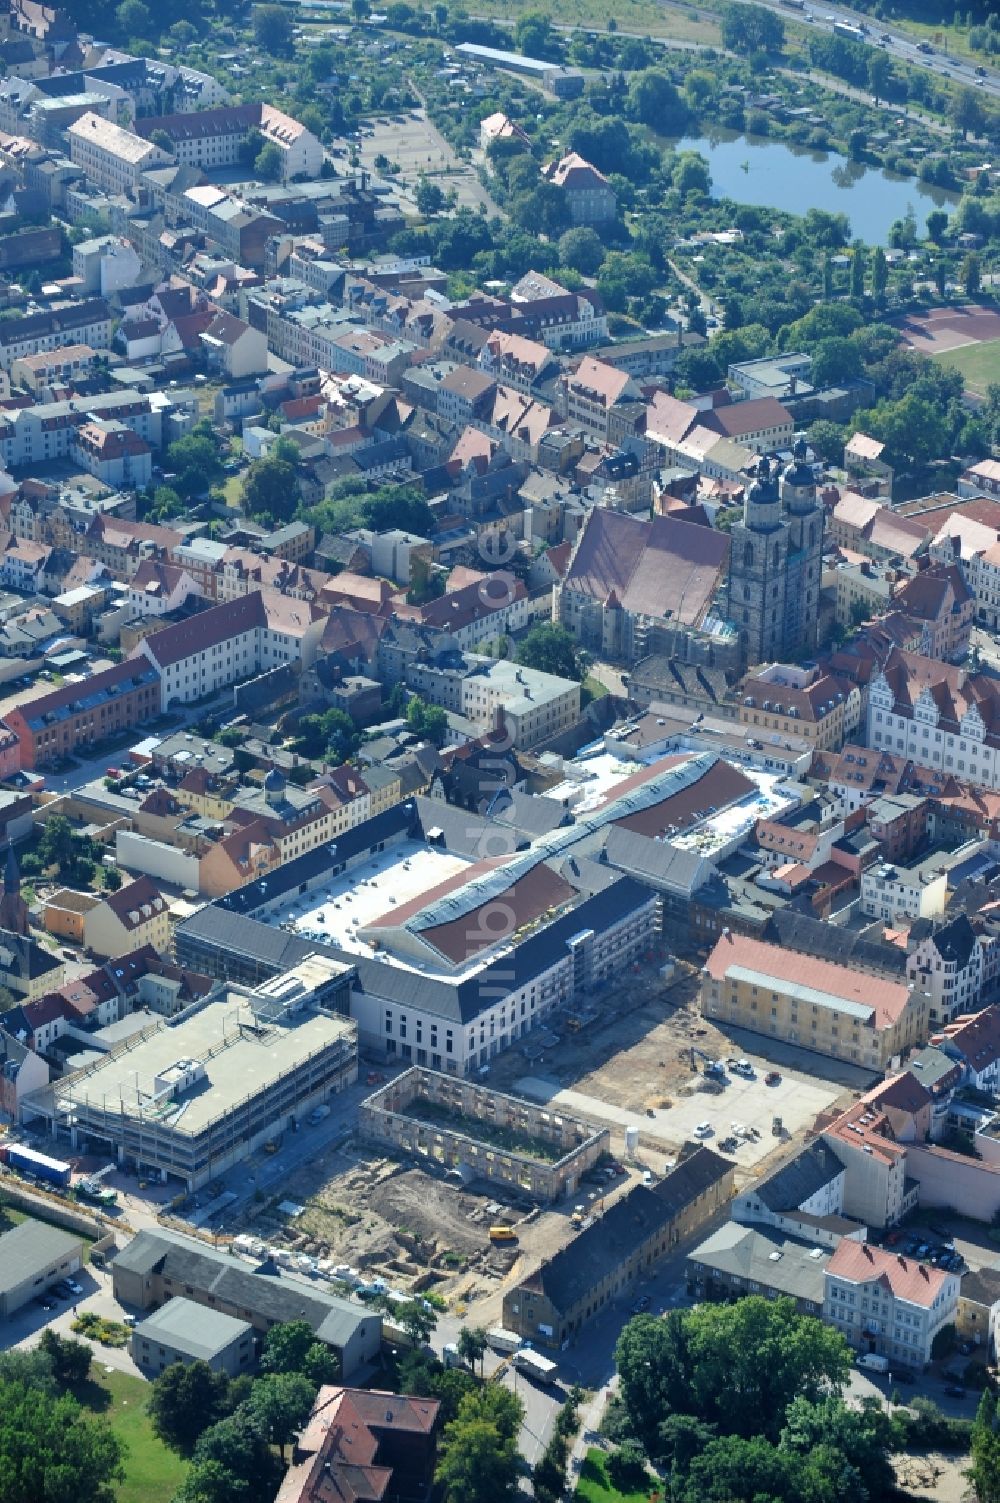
[25,956,356,1190]
[359,1067,609,1202]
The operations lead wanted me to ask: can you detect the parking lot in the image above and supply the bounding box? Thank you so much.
[354,109,499,216]
[517,1049,843,1175]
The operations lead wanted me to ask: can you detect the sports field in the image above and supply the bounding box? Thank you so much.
[932,338,1000,398]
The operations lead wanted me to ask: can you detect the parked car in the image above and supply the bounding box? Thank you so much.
[631,1295,651,1313]
[894,1368,915,1384]
[35,1295,54,1310]
[693,1121,713,1138]
[764,1071,781,1086]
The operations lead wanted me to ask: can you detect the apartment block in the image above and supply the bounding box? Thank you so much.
[67,112,172,196]
[3,658,161,769]
[823,1240,958,1369]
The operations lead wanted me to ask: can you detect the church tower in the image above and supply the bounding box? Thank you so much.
[727,456,792,667]
[780,436,824,659]
[0,845,29,937]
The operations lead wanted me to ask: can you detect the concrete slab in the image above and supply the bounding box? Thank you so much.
[516,1052,842,1171]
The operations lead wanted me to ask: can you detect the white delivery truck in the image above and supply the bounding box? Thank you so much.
[512,1348,559,1384]
[486,1327,523,1355]
[857,1352,890,1373]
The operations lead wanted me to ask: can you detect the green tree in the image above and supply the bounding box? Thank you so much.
[456,1326,488,1375]
[241,455,301,525]
[962,252,982,297]
[615,1313,695,1455]
[416,177,445,216]
[514,11,555,59]
[952,85,986,139]
[253,5,293,55]
[626,70,687,131]
[864,391,949,468]
[394,1298,438,1347]
[925,209,950,244]
[970,1390,1000,1503]
[683,1297,851,1439]
[436,1417,521,1503]
[0,1378,124,1503]
[166,428,224,499]
[780,1394,897,1501]
[720,2,784,53]
[849,242,866,301]
[435,1388,525,1503]
[811,336,862,388]
[558,226,605,276]
[38,1328,91,1387]
[871,245,889,305]
[150,484,184,520]
[516,622,580,680]
[406,695,448,748]
[117,0,151,35]
[147,1360,231,1453]
[254,142,283,181]
[673,151,711,196]
[242,1373,315,1460]
[150,128,173,154]
[868,51,891,105]
[260,1320,320,1376]
[188,1416,281,1503]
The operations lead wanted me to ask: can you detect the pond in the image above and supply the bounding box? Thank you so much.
[654,127,960,245]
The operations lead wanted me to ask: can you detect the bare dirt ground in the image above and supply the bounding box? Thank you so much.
[226,960,859,1311]
[893,1448,973,1503]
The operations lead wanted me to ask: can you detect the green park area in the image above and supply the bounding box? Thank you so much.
[934,338,1000,397]
[70,1368,188,1503]
[575,1448,655,1503]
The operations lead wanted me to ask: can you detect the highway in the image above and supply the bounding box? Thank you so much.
[733,0,1000,102]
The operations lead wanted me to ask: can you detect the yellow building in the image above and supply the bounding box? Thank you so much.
[737,663,861,752]
[701,932,930,1071]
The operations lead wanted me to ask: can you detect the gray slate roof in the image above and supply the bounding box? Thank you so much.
[133,1296,251,1359]
[114,1229,379,1351]
[519,1147,729,1314]
[688,1224,829,1304]
[746,1142,844,1214]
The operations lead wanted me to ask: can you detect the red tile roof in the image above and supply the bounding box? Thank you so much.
[705,932,911,1028]
[826,1239,951,1308]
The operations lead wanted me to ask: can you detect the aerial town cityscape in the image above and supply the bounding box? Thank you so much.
[0,0,1000,1500]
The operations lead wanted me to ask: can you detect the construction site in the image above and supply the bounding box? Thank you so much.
[201,954,863,1325]
[358,1069,609,1202]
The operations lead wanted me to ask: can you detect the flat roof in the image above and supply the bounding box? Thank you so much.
[54,991,354,1137]
[0,1219,81,1294]
[284,840,474,973]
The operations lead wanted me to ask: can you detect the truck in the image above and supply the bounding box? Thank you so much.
[4,1143,72,1188]
[512,1348,559,1385]
[486,1327,524,1355]
[857,1352,890,1373]
[833,20,866,41]
[308,1105,331,1126]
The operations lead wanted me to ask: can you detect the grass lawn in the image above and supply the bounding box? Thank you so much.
[575,1448,657,1503]
[583,674,610,702]
[71,1367,188,1503]
[434,0,721,43]
[933,338,1000,397]
[222,474,243,507]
